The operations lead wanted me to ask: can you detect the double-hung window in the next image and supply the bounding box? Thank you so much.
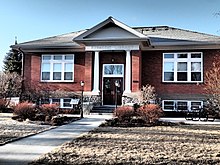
[41,54,74,82]
[163,52,203,82]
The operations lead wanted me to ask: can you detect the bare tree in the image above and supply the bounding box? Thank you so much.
[204,55,220,112]
[0,72,22,99]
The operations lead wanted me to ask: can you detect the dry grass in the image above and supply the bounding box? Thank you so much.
[32,124,220,165]
[0,113,52,145]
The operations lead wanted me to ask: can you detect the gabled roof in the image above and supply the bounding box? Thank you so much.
[73,16,148,42]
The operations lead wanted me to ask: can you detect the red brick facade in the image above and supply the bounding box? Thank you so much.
[131,50,142,92]
[24,52,86,92]
[22,49,220,102]
[142,49,220,100]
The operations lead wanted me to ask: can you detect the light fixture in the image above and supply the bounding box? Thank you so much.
[80,81,85,87]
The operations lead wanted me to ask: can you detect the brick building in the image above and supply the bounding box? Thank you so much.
[11,17,220,112]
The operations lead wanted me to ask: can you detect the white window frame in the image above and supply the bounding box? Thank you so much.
[162,100,203,111]
[103,64,124,77]
[41,54,74,82]
[162,52,203,83]
[50,98,73,109]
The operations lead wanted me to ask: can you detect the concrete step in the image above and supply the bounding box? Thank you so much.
[91,106,116,114]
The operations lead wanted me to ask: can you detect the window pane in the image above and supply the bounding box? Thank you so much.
[43,56,51,60]
[65,55,73,60]
[65,63,73,71]
[164,54,174,58]
[177,62,187,71]
[52,99,60,106]
[42,63,50,71]
[164,101,175,110]
[191,62,201,72]
[104,65,123,75]
[53,72,61,80]
[63,98,72,108]
[177,53,187,58]
[64,72,73,80]
[42,72,50,80]
[177,101,188,110]
[191,102,202,109]
[164,62,174,71]
[177,72,187,81]
[191,72,201,81]
[164,72,174,81]
[41,99,50,104]
[191,53,201,58]
[54,55,62,60]
[53,63,62,71]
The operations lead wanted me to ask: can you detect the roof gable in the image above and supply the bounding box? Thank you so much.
[74,16,148,42]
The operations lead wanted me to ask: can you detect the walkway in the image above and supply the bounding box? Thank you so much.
[0,114,112,165]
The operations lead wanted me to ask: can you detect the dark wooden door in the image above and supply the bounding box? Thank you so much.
[103,78,123,105]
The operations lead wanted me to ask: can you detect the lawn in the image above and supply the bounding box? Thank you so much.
[0,113,52,145]
[31,124,220,165]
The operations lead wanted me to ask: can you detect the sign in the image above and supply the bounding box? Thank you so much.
[85,44,139,51]
[70,99,80,105]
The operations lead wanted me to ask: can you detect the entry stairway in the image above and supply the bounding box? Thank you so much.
[91,105,116,114]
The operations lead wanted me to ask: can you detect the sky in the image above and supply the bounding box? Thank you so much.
[1,0,220,70]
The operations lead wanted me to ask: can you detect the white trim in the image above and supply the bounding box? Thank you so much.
[92,51,100,95]
[124,50,131,93]
[162,52,203,83]
[41,54,74,82]
[74,17,148,42]
[162,100,203,111]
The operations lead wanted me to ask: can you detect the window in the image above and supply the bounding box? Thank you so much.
[163,52,203,82]
[162,100,203,111]
[41,54,74,82]
[40,98,73,109]
[103,64,124,77]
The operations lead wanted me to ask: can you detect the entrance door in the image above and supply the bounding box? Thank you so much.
[103,77,123,105]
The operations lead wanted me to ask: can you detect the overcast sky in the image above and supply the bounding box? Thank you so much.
[1,0,220,70]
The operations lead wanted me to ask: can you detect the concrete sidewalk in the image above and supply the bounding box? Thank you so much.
[0,114,112,165]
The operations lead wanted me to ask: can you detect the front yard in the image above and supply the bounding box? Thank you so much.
[0,113,52,145]
[31,124,220,165]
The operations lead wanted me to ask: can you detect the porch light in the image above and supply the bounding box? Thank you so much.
[80,81,84,118]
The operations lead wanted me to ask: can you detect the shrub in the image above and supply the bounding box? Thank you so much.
[13,101,36,120]
[38,104,59,120]
[137,104,163,123]
[141,84,157,104]
[114,106,134,122]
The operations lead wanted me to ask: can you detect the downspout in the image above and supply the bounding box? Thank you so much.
[18,47,24,77]
[17,47,25,102]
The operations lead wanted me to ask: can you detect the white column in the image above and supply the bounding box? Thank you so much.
[92,51,100,95]
[124,50,131,93]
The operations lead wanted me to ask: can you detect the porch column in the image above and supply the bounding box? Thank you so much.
[124,50,131,93]
[92,51,100,95]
